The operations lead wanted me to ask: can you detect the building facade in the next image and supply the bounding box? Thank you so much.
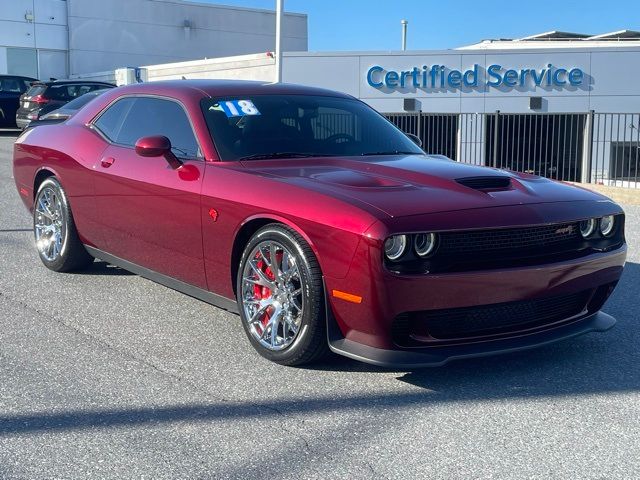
[0,0,307,80]
[279,35,640,186]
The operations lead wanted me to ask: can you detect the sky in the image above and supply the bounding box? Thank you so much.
[198,0,640,51]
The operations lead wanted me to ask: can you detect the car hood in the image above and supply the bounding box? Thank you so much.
[240,154,608,218]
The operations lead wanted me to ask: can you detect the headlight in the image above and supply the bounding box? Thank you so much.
[414,233,437,257]
[600,215,615,236]
[579,218,596,238]
[384,235,407,260]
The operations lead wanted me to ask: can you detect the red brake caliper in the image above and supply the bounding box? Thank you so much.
[254,256,275,327]
[253,251,285,329]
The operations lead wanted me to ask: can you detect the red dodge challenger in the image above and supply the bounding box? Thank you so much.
[13,80,626,367]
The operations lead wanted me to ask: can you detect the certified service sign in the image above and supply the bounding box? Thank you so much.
[366,64,585,90]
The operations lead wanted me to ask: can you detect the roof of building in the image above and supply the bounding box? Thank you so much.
[586,29,640,40]
[457,30,640,49]
[518,31,593,40]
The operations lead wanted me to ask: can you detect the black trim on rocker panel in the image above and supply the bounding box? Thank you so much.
[84,246,239,314]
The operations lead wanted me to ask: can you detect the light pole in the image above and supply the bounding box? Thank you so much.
[275,0,284,82]
[401,19,408,51]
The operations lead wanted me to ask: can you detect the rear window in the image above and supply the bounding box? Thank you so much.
[26,85,46,97]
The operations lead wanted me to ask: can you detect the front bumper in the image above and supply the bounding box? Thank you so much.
[324,242,626,367]
[327,309,616,368]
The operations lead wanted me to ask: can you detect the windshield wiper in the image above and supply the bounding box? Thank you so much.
[239,152,332,161]
[360,151,421,156]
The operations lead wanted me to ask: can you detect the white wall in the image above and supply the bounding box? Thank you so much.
[67,0,307,75]
[0,0,67,49]
[0,0,68,77]
[145,53,275,82]
[38,49,67,80]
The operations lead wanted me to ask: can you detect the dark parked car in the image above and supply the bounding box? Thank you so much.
[0,75,38,128]
[12,80,626,367]
[16,80,115,129]
[26,89,111,128]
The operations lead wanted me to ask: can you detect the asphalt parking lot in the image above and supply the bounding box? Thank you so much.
[0,130,639,479]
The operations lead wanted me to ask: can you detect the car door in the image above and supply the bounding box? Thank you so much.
[0,77,23,127]
[91,96,207,289]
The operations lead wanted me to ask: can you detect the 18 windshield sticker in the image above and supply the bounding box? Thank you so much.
[210,100,261,117]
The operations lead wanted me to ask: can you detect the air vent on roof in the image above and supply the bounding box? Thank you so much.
[455,176,511,190]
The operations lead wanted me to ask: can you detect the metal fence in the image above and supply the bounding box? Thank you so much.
[385,113,458,160]
[385,111,640,188]
[592,113,640,188]
[485,113,586,182]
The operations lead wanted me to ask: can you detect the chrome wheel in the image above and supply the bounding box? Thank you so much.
[240,240,304,351]
[34,185,66,262]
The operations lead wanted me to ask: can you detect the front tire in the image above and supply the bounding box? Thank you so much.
[236,224,328,366]
[33,177,93,272]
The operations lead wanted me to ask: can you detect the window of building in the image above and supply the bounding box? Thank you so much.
[610,142,640,181]
[6,48,38,79]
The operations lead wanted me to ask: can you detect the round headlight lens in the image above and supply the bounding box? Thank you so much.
[600,215,615,236]
[414,233,437,257]
[384,235,407,261]
[579,218,596,238]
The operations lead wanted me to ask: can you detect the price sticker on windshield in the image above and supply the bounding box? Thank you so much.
[216,100,261,117]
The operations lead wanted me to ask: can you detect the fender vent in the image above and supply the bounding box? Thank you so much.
[456,176,511,190]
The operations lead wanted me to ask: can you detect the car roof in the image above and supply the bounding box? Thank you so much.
[112,79,354,100]
[70,79,359,135]
[0,74,38,81]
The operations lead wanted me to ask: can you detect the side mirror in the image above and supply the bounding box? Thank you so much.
[135,135,182,169]
[406,133,423,148]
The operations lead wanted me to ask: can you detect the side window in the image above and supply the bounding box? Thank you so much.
[0,77,22,93]
[74,85,93,97]
[115,97,200,159]
[94,97,136,142]
[20,80,33,93]
[46,85,74,101]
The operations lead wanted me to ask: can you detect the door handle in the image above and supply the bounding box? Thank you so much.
[100,157,115,168]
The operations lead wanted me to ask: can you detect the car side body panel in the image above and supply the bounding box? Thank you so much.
[92,144,207,289]
[13,124,108,248]
[199,162,378,299]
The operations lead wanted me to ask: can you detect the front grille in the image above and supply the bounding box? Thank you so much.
[384,215,624,274]
[438,222,581,256]
[393,290,592,344]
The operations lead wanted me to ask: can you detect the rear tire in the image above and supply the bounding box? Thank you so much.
[33,177,93,272]
[236,224,328,366]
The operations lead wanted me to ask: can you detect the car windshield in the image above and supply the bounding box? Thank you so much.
[200,95,424,161]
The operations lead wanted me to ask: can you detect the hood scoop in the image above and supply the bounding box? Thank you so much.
[455,176,512,191]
